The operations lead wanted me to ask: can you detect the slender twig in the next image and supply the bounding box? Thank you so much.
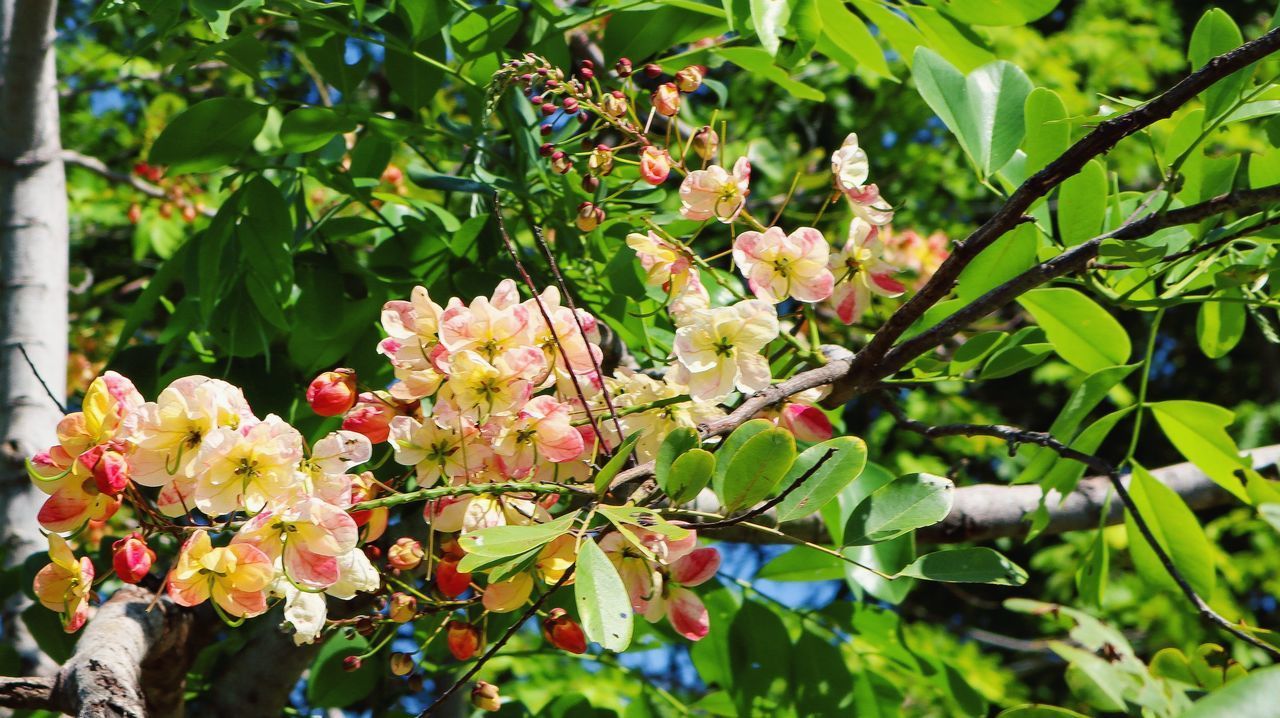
[877,393,1110,474]
[690,448,835,529]
[60,150,218,217]
[348,481,592,513]
[419,569,575,716]
[16,343,65,414]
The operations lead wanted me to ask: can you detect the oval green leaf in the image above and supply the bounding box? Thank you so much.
[843,473,954,546]
[279,107,357,154]
[897,547,1028,585]
[575,538,633,652]
[666,448,716,505]
[718,428,796,513]
[149,97,267,174]
[774,436,868,523]
[656,427,700,495]
[1016,287,1131,372]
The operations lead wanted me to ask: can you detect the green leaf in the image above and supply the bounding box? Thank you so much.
[851,0,925,67]
[814,0,892,79]
[1182,664,1280,717]
[845,536,916,604]
[1149,400,1250,500]
[774,436,868,523]
[594,432,643,494]
[923,0,1059,26]
[307,633,378,707]
[457,511,580,560]
[714,47,825,101]
[279,107,357,154]
[1017,287,1131,372]
[1124,463,1217,599]
[1197,295,1246,358]
[897,547,1028,585]
[1189,9,1249,122]
[749,0,789,55]
[1057,159,1107,245]
[979,338,1054,379]
[904,6,995,72]
[1017,364,1135,484]
[1023,88,1070,174]
[449,5,520,58]
[949,331,1008,375]
[717,428,796,513]
[655,427,700,496]
[1075,524,1109,609]
[665,449,716,505]
[712,419,774,494]
[999,706,1090,718]
[955,224,1039,301]
[149,97,267,174]
[575,538,633,652]
[844,473,954,546]
[912,48,1032,177]
[757,545,845,581]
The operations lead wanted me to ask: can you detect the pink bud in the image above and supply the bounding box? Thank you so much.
[675,65,703,93]
[306,368,358,416]
[778,403,834,443]
[643,63,662,78]
[472,680,501,712]
[601,90,627,118]
[575,202,605,232]
[341,391,398,444]
[92,450,130,496]
[387,537,424,570]
[542,607,587,654]
[639,146,670,185]
[615,57,633,77]
[112,534,155,584]
[651,83,681,117]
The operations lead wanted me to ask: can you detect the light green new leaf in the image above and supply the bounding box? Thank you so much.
[1017,287,1131,372]
[449,6,520,58]
[998,706,1090,718]
[1182,665,1280,717]
[1149,400,1250,500]
[712,419,774,496]
[912,47,1032,176]
[1197,294,1246,358]
[843,473,954,546]
[655,427,700,496]
[1124,463,1216,600]
[575,539,633,652]
[774,436,868,523]
[896,547,1028,585]
[149,98,267,174]
[718,428,796,513]
[1057,159,1107,245]
[593,432,642,494]
[457,511,580,559]
[715,47,825,101]
[665,449,716,505]
[757,546,845,582]
[749,0,789,55]
[923,0,1059,26]
[1189,9,1248,122]
[955,224,1039,301]
[815,0,892,79]
[1023,87,1070,174]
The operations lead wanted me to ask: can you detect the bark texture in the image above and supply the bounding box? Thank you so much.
[0,0,69,675]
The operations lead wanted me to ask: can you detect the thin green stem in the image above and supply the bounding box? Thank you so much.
[1123,307,1166,463]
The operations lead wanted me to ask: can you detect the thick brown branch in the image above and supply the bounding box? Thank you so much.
[0,675,55,709]
[831,27,1280,404]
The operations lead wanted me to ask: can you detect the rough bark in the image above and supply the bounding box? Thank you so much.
[0,587,199,718]
[0,0,69,676]
[203,621,322,718]
[695,445,1280,545]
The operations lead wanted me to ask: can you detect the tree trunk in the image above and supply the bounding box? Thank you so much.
[0,0,69,675]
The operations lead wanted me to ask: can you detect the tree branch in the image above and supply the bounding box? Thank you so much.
[60,149,218,217]
[830,27,1280,405]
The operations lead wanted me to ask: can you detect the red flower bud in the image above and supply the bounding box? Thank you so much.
[639,146,671,186]
[435,558,472,598]
[542,607,587,654]
[447,621,482,661]
[306,368,358,416]
[651,83,681,117]
[615,57,633,77]
[92,450,130,496]
[692,126,719,161]
[343,656,362,672]
[643,63,662,78]
[541,102,557,116]
[778,403,835,443]
[341,391,398,443]
[112,534,155,584]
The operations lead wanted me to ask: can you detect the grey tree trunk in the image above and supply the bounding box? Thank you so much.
[0,0,69,675]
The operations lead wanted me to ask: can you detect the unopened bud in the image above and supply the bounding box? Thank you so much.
[562,97,579,114]
[93,450,130,496]
[407,673,425,692]
[588,145,613,176]
[447,621,483,661]
[436,558,472,598]
[576,202,605,232]
[542,607,588,654]
[538,142,554,157]
[306,368,358,416]
[639,146,671,186]
[388,537,424,570]
[615,57,633,77]
[472,681,501,712]
[388,592,417,623]
[601,90,628,118]
[550,151,572,175]
[643,63,662,78]
[390,652,415,676]
[692,126,719,161]
[341,391,398,443]
[112,534,155,584]
[540,124,552,136]
[582,175,600,192]
[675,65,704,93]
[652,83,681,117]
[343,656,362,672]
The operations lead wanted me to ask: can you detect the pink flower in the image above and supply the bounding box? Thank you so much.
[342,391,399,444]
[33,535,95,632]
[306,368,358,416]
[827,218,906,324]
[777,403,834,443]
[732,226,835,303]
[679,157,750,223]
[831,134,894,225]
[112,534,156,585]
[232,497,360,590]
[652,82,681,117]
[494,395,584,471]
[168,530,274,619]
[600,530,719,641]
[640,147,671,185]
